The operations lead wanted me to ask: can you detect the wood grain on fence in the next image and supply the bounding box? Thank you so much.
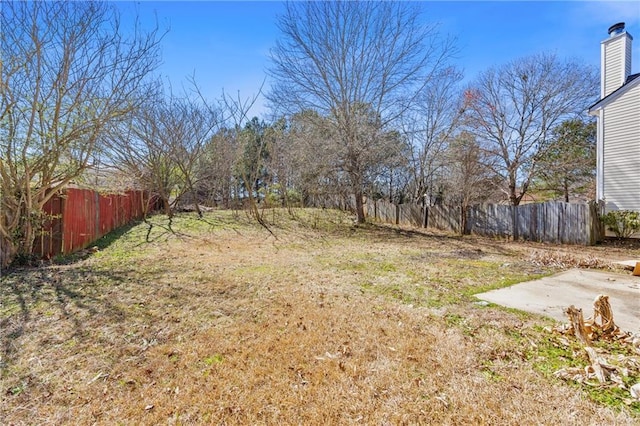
[368,199,602,246]
[399,204,423,227]
[467,201,601,245]
[34,188,154,259]
[427,204,463,233]
[467,204,514,238]
[371,200,397,224]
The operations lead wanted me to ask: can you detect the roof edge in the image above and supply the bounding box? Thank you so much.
[588,73,640,113]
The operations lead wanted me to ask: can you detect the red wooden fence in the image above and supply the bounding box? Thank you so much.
[34,188,156,259]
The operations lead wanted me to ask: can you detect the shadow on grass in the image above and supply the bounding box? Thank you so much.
[360,222,517,256]
[50,220,143,266]
[0,250,228,374]
[0,264,154,372]
[48,212,209,264]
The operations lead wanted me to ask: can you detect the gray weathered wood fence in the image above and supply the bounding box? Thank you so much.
[366,200,603,246]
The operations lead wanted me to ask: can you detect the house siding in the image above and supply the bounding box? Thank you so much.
[602,83,640,211]
[624,38,632,77]
[604,41,623,97]
[602,33,632,98]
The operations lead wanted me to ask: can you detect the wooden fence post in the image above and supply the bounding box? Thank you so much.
[423,205,428,228]
[330,198,599,246]
[511,205,518,241]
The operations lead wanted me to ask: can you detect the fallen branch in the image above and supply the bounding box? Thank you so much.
[584,346,609,383]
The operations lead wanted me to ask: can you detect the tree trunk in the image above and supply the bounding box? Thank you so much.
[162,197,173,217]
[193,201,203,218]
[17,199,39,263]
[508,177,520,206]
[354,189,365,224]
[20,220,35,261]
[460,203,467,235]
[348,155,366,223]
[1,235,17,269]
[184,176,203,218]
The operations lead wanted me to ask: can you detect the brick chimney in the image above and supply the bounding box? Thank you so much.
[601,22,633,98]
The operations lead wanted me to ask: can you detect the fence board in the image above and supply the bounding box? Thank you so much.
[427,205,462,233]
[468,201,601,245]
[374,200,397,224]
[35,188,153,259]
[467,204,513,238]
[362,200,603,246]
[398,204,423,227]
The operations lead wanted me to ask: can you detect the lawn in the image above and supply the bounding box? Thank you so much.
[1,209,638,424]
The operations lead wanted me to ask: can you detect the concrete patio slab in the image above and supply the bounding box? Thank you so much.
[476,269,640,334]
[615,260,640,269]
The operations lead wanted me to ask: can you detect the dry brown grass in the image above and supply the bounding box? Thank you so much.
[526,250,616,270]
[1,209,638,424]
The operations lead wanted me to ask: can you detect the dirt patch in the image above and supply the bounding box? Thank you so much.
[1,210,638,424]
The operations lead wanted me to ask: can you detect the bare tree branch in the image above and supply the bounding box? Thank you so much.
[0,1,164,268]
[463,53,598,205]
[267,0,457,222]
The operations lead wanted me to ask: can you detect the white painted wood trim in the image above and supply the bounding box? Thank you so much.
[596,109,604,202]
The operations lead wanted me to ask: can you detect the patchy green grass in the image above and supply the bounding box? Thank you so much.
[1,209,637,424]
[527,327,640,416]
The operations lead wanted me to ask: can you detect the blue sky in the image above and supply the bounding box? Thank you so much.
[116,1,640,118]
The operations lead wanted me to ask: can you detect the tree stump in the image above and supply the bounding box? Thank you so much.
[565,305,591,346]
[592,294,617,335]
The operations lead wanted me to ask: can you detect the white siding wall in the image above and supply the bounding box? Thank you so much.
[604,40,623,97]
[603,83,640,211]
[624,37,632,78]
[602,33,632,98]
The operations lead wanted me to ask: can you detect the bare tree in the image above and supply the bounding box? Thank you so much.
[444,131,499,229]
[368,131,412,204]
[284,111,343,208]
[463,53,598,206]
[197,128,239,209]
[268,0,455,223]
[104,91,179,217]
[165,95,222,217]
[104,86,222,217]
[403,67,465,204]
[256,118,297,209]
[0,1,162,268]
